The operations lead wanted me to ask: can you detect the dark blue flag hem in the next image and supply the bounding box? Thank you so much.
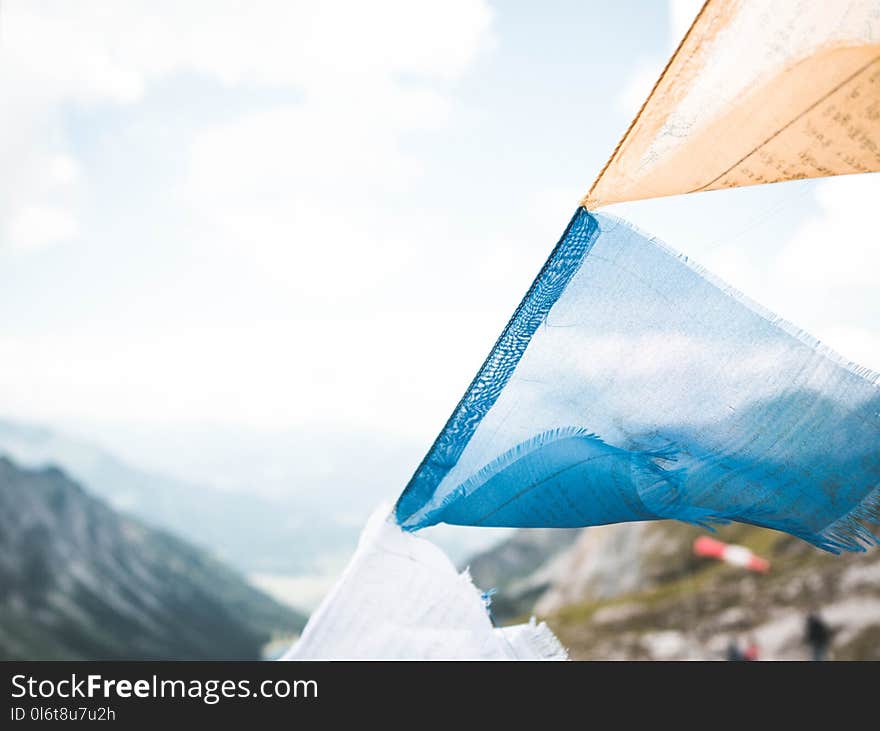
[395,208,880,553]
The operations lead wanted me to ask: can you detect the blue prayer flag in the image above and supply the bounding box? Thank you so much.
[395,209,880,552]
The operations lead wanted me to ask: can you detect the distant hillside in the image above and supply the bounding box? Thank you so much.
[0,457,305,660]
[468,521,880,660]
[0,418,504,592]
[465,528,581,619]
[0,419,355,576]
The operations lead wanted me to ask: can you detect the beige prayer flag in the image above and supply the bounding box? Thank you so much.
[584,0,880,209]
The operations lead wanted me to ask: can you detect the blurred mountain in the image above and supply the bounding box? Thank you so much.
[0,419,508,598]
[0,457,305,660]
[0,418,355,576]
[468,521,880,659]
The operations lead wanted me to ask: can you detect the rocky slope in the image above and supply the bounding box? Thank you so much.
[0,457,305,660]
[466,528,581,619]
[467,521,880,660]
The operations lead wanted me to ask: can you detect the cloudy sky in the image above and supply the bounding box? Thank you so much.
[1,0,877,480]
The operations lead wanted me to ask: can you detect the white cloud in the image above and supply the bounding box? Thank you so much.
[0,147,82,252]
[700,174,880,372]
[174,2,495,314]
[0,312,495,438]
[775,174,880,288]
[819,325,880,373]
[47,155,81,187]
[177,85,456,308]
[0,0,498,433]
[0,1,493,253]
[614,0,702,114]
[3,1,492,102]
[7,204,79,251]
[616,61,661,116]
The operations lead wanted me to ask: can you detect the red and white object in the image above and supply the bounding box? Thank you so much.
[693,536,770,573]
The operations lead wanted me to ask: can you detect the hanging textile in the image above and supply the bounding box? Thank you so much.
[584,0,880,208]
[285,505,567,660]
[396,209,880,553]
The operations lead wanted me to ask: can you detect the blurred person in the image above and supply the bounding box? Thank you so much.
[725,638,744,661]
[742,636,759,661]
[804,612,832,661]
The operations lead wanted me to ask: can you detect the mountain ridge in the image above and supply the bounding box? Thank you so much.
[0,455,305,660]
